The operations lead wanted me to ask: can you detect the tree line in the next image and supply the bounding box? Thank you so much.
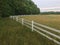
[0,0,40,17]
[40,12,60,15]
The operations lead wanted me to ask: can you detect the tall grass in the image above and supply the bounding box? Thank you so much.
[0,18,58,45]
[20,15,60,30]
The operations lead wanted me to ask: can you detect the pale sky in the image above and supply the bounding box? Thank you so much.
[32,0,60,12]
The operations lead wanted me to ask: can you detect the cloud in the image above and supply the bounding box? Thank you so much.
[32,0,60,8]
[40,7,60,12]
[32,0,60,12]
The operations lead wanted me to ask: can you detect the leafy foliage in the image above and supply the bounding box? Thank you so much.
[0,0,40,17]
[41,12,60,15]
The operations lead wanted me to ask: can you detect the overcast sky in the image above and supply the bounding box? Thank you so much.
[32,0,60,12]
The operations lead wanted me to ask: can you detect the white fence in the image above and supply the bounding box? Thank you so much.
[10,16,60,45]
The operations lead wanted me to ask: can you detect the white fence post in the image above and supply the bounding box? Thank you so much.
[16,16,18,21]
[22,18,24,25]
[32,20,34,31]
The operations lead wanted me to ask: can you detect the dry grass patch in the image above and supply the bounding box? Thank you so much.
[20,15,60,30]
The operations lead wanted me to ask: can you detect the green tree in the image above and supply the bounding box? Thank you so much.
[0,0,40,17]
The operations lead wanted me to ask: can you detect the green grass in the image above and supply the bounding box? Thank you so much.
[0,18,58,45]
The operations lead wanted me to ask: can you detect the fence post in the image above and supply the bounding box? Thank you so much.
[16,16,18,21]
[32,20,34,31]
[22,18,24,25]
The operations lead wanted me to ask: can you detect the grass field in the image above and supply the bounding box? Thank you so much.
[0,17,59,45]
[20,15,60,30]
[19,15,60,45]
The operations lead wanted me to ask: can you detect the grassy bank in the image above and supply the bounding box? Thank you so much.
[0,18,58,45]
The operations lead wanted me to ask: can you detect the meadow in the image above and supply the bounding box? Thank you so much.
[20,15,60,30]
[19,15,60,45]
[0,15,60,45]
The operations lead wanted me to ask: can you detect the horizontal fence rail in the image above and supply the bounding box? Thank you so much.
[10,16,60,45]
